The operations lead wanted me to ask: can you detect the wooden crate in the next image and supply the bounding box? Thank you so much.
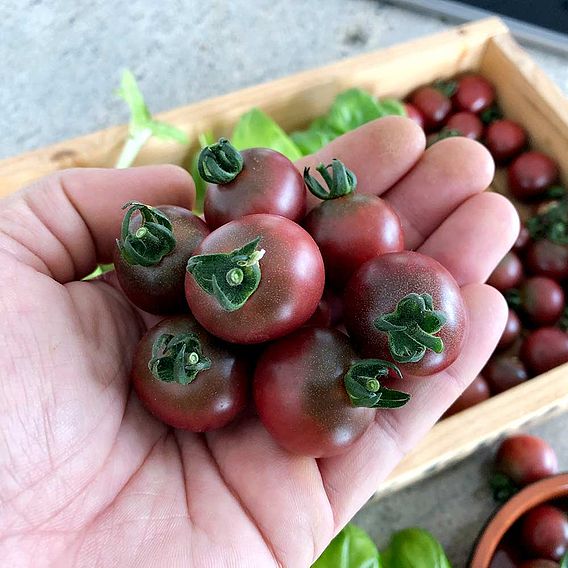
[2,17,568,498]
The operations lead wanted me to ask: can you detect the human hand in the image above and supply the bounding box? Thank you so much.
[0,117,518,567]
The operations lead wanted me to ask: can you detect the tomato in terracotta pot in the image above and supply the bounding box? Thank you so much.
[200,138,306,229]
[484,119,527,163]
[131,315,249,431]
[508,151,559,201]
[452,74,495,113]
[254,327,409,457]
[185,213,325,344]
[521,505,568,561]
[302,159,403,289]
[114,202,209,314]
[343,251,468,376]
[520,327,568,375]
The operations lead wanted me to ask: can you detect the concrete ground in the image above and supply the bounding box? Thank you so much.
[2,1,568,565]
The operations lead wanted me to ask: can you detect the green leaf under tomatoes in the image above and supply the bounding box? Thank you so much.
[312,524,381,568]
[381,528,451,568]
[231,108,302,161]
[325,88,384,134]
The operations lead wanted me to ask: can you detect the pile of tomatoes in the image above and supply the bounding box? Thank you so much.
[405,73,568,417]
[115,138,468,457]
[490,434,567,567]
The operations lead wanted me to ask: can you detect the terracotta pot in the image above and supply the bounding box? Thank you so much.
[469,473,568,567]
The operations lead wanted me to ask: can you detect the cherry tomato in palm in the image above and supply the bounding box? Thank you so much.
[254,327,409,457]
[444,375,490,417]
[114,202,209,314]
[344,252,468,376]
[200,138,305,229]
[483,355,528,393]
[452,74,495,113]
[302,159,403,289]
[131,315,249,431]
[404,102,425,129]
[525,240,568,281]
[520,327,568,375]
[487,252,523,291]
[485,119,527,164]
[497,309,521,351]
[495,435,558,487]
[517,277,565,326]
[445,111,483,140]
[508,152,559,201]
[409,86,451,132]
[185,214,325,344]
[521,505,568,561]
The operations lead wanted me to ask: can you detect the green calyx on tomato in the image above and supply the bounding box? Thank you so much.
[344,359,410,409]
[303,158,357,201]
[526,195,568,245]
[489,472,519,503]
[148,332,212,385]
[427,128,461,148]
[187,237,265,312]
[374,293,447,364]
[480,104,503,125]
[432,79,458,98]
[198,138,244,184]
[117,201,176,267]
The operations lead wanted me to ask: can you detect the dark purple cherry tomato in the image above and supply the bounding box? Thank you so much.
[508,152,559,201]
[404,102,425,129]
[452,74,495,113]
[497,309,521,351]
[521,327,568,375]
[200,139,305,229]
[409,86,451,132]
[444,375,490,417]
[344,251,468,376]
[487,252,523,291]
[254,327,408,457]
[518,277,565,326]
[114,202,209,314]
[514,226,531,253]
[525,240,568,281]
[185,214,325,344]
[519,560,560,568]
[521,505,568,561]
[483,355,528,393]
[306,288,344,328]
[131,315,249,431]
[495,434,558,487]
[490,544,521,568]
[445,111,483,140]
[302,159,403,289]
[485,119,527,164]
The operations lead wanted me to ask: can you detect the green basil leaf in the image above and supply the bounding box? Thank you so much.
[231,108,302,161]
[381,528,451,568]
[325,88,383,134]
[376,98,407,117]
[291,129,333,156]
[561,552,568,568]
[149,120,189,144]
[312,524,381,568]
[116,69,152,133]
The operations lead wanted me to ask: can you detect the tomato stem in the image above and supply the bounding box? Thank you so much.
[198,138,244,184]
[303,158,357,200]
[187,237,264,312]
[374,293,447,364]
[148,332,212,385]
[344,359,410,409]
[432,79,458,98]
[117,201,176,267]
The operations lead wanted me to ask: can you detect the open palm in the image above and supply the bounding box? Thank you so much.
[0,117,518,567]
